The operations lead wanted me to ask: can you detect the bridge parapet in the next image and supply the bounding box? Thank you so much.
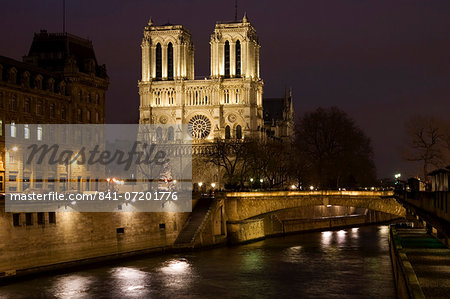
[217,190,403,221]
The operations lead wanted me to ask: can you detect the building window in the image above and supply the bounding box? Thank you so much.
[0,92,3,108]
[96,111,100,123]
[224,41,230,78]
[24,98,30,113]
[156,127,163,140]
[87,93,91,103]
[77,108,83,122]
[37,125,43,141]
[13,214,20,227]
[0,119,2,136]
[225,89,230,104]
[37,100,43,115]
[167,42,174,80]
[168,126,174,141]
[25,213,33,226]
[49,103,55,117]
[225,125,231,139]
[9,95,17,110]
[236,40,241,77]
[236,125,242,139]
[24,124,30,139]
[78,90,82,101]
[156,43,162,80]
[87,110,91,122]
[61,106,66,120]
[37,212,45,225]
[49,212,56,224]
[10,122,16,137]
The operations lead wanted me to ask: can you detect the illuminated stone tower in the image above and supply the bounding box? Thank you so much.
[138,14,264,142]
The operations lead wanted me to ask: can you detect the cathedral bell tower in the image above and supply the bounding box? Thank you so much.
[210,13,260,80]
[141,18,194,82]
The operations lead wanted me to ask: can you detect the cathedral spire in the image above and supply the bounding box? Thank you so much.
[242,12,248,23]
[148,17,154,26]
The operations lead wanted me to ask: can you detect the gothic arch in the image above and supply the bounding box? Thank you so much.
[155,43,162,80]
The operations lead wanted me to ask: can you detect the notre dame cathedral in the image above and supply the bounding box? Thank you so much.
[138,13,294,144]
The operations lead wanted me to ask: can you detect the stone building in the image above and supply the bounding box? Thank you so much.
[138,14,264,142]
[138,14,295,185]
[0,30,109,192]
[263,88,295,142]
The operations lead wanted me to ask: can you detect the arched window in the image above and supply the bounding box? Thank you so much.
[168,126,174,141]
[155,43,162,80]
[225,125,231,139]
[156,127,162,140]
[235,40,241,77]
[224,41,230,78]
[236,125,242,139]
[167,43,174,80]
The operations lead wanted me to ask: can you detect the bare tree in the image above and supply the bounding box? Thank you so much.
[201,139,252,189]
[403,116,448,180]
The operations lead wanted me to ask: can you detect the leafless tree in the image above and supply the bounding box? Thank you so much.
[403,116,448,180]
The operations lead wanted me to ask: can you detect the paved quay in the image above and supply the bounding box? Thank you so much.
[391,226,450,298]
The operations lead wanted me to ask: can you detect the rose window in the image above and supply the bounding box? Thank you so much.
[188,115,211,139]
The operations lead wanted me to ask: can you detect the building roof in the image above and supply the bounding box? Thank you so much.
[24,30,107,78]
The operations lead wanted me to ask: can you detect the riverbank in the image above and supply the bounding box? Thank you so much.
[389,225,450,298]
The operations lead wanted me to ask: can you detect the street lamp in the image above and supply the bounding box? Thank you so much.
[198,182,203,187]
[259,179,263,183]
[211,183,216,188]
[250,178,254,182]
[309,185,314,191]
[12,146,18,152]
[394,173,401,179]
[291,185,296,190]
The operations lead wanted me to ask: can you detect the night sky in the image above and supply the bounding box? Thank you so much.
[1,0,450,179]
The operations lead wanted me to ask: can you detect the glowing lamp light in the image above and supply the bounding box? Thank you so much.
[309,185,314,191]
[106,178,111,182]
[198,182,203,187]
[259,179,263,183]
[291,185,296,190]
[394,173,401,179]
[211,183,216,188]
[173,180,177,184]
[250,178,254,182]
[12,146,18,152]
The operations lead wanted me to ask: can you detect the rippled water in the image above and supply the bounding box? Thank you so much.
[0,225,395,298]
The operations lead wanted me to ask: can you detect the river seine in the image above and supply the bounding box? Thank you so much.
[0,225,395,298]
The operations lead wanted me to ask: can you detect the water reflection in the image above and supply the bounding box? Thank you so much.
[0,225,395,298]
[110,267,149,298]
[50,274,92,299]
[159,258,194,291]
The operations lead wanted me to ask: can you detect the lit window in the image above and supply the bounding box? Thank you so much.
[10,122,16,137]
[24,124,30,139]
[37,125,43,141]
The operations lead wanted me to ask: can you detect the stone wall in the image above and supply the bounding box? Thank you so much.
[0,196,205,278]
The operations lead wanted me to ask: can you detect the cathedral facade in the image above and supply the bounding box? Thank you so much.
[138,14,265,142]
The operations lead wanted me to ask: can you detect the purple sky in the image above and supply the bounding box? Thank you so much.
[1,0,450,178]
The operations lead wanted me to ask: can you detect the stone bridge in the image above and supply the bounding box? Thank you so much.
[217,190,405,222]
